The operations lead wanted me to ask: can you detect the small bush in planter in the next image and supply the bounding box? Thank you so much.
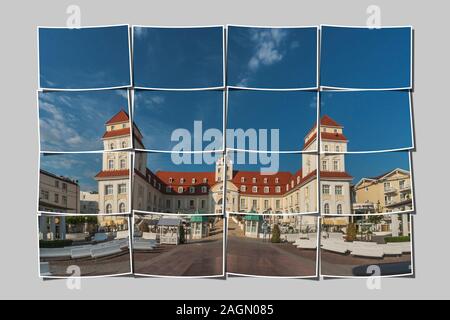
[346,223,357,242]
[271,224,281,243]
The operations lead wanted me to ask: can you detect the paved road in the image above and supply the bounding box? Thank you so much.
[227,236,317,277]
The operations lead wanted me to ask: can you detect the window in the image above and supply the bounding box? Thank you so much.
[263,178,268,184]
[177,200,182,209]
[264,186,269,193]
[178,187,184,193]
[252,186,258,193]
[276,200,281,209]
[252,200,257,209]
[108,159,114,170]
[62,183,67,191]
[240,198,246,208]
[54,180,59,188]
[121,141,127,148]
[41,190,49,200]
[305,186,309,197]
[166,186,171,193]
[322,160,328,171]
[189,200,195,208]
[252,177,257,183]
[203,178,208,183]
[240,185,247,192]
[105,185,113,195]
[106,204,112,213]
[189,186,195,194]
[324,145,329,152]
[384,182,391,190]
[399,180,405,189]
[264,200,269,209]
[192,178,196,184]
[120,159,126,169]
[322,185,330,195]
[336,145,340,152]
[110,143,115,150]
[297,176,300,184]
[118,184,127,194]
[119,202,126,213]
[199,200,205,209]
[201,186,207,193]
[275,186,281,193]
[337,204,343,214]
[333,160,339,171]
[324,203,330,214]
[62,196,67,206]
[240,177,245,183]
[54,193,59,203]
[335,185,343,195]
[275,178,279,183]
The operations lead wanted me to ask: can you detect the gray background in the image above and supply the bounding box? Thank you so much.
[0,0,447,299]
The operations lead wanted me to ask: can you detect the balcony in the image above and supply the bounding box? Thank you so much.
[399,184,411,191]
[384,187,397,194]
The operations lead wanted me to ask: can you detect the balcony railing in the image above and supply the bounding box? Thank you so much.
[384,187,397,194]
[399,184,411,191]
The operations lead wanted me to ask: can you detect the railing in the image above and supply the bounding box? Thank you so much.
[384,187,397,193]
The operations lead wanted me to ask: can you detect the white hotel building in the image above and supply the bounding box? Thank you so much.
[98,111,352,224]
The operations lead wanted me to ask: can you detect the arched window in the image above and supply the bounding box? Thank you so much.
[108,160,114,170]
[324,203,330,214]
[120,159,126,169]
[122,141,127,148]
[110,143,115,150]
[337,204,343,214]
[119,203,126,213]
[336,145,340,152]
[106,204,112,214]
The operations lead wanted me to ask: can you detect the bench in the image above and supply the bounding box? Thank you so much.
[296,240,317,250]
[115,230,129,240]
[93,233,108,242]
[90,245,122,258]
[40,248,71,259]
[321,242,349,254]
[350,247,384,258]
[71,247,92,259]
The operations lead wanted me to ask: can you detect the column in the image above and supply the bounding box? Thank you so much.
[391,214,399,237]
[401,214,409,236]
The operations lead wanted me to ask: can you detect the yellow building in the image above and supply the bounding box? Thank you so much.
[353,168,413,214]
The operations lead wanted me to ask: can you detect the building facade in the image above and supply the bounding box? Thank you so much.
[80,191,99,214]
[352,168,413,214]
[97,112,352,227]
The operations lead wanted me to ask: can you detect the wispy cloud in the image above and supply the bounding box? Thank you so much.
[134,27,148,39]
[248,29,288,71]
[134,93,165,112]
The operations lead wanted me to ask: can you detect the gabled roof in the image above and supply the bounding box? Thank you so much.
[354,168,410,189]
[106,110,129,125]
[320,115,342,128]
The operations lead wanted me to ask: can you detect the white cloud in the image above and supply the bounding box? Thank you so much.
[134,27,147,39]
[247,29,288,71]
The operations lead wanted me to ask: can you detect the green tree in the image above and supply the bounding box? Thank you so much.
[271,224,281,243]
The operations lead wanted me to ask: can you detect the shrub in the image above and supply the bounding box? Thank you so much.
[271,224,281,243]
[179,226,185,244]
[346,223,357,242]
[385,236,410,243]
[39,240,73,248]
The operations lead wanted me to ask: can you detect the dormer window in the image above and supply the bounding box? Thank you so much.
[189,186,195,194]
[180,178,185,184]
[241,177,245,183]
[203,178,208,183]
[169,177,173,183]
[291,181,294,188]
[275,178,279,184]
[192,178,196,184]
[252,186,258,193]
[111,125,115,130]
[201,186,207,193]
[264,178,268,184]
[286,184,289,191]
[264,186,269,193]
[275,186,281,193]
[240,185,247,192]
[297,176,300,184]
[252,177,257,183]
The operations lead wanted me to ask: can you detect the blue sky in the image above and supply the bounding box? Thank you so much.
[347,152,410,184]
[320,26,412,89]
[134,90,223,151]
[40,153,102,192]
[227,26,317,88]
[144,152,219,173]
[39,90,129,152]
[39,26,131,89]
[227,90,317,151]
[321,91,413,152]
[229,151,303,174]
[133,27,223,88]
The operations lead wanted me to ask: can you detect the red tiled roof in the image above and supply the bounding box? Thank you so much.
[320,171,353,179]
[95,169,129,178]
[321,115,342,127]
[156,171,216,188]
[106,110,129,125]
[102,127,131,139]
